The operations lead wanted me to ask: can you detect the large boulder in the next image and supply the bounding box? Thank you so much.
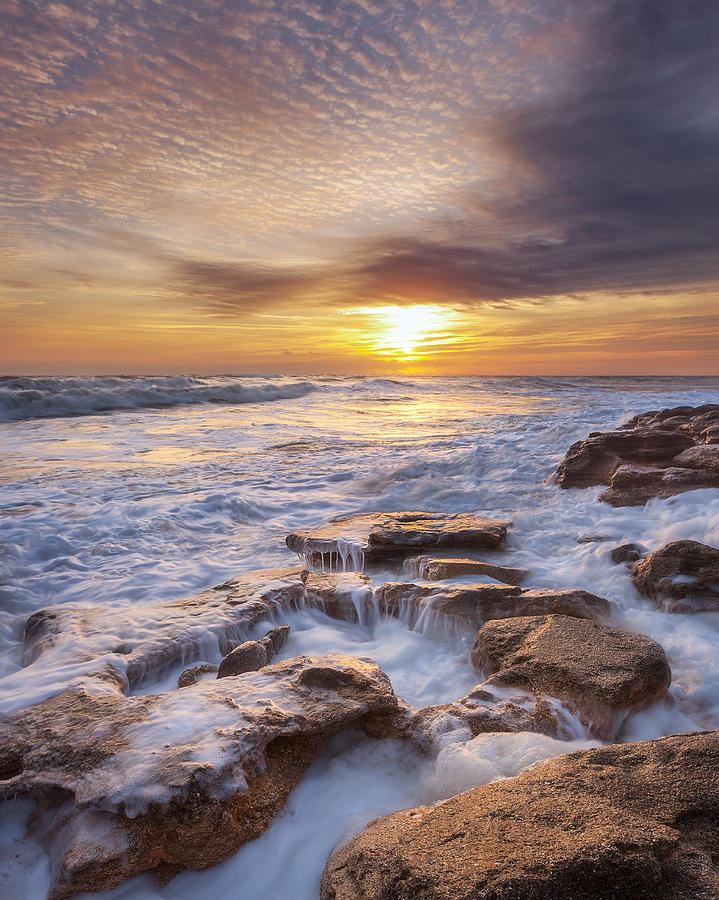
[403,555,528,585]
[321,731,719,900]
[377,582,610,629]
[286,512,510,571]
[0,655,397,899]
[632,540,719,613]
[472,614,671,737]
[554,405,719,505]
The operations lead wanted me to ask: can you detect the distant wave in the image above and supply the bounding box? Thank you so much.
[0,375,318,422]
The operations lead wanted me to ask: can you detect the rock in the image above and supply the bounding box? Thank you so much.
[216,641,265,677]
[17,567,307,702]
[360,684,574,753]
[600,464,719,506]
[321,731,719,900]
[632,540,719,613]
[264,623,291,654]
[472,614,671,737]
[554,405,719,505]
[302,571,373,622]
[376,582,610,628]
[403,555,528,585]
[0,655,397,898]
[286,512,510,571]
[674,444,719,471]
[10,569,378,713]
[178,663,217,687]
[576,534,611,543]
[611,542,647,564]
[217,625,291,678]
[407,684,569,751]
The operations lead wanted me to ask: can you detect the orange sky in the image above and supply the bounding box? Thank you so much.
[2,0,718,374]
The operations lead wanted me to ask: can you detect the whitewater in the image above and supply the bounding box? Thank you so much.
[1,373,719,898]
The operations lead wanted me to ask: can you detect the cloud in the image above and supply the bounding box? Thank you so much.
[2,0,718,337]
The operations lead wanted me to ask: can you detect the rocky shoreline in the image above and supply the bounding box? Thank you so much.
[2,405,719,898]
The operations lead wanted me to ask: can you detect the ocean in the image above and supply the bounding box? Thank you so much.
[2,373,719,898]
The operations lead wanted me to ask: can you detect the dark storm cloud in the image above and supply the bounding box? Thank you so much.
[478,0,719,294]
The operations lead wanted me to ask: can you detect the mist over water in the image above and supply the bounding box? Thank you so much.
[2,374,719,898]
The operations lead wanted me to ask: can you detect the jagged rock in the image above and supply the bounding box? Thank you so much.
[217,625,290,678]
[321,731,719,900]
[286,512,509,571]
[178,663,217,687]
[303,571,373,622]
[611,542,647,564]
[554,405,719,505]
[376,582,610,628]
[0,655,397,898]
[403,555,528,585]
[472,614,671,737]
[632,541,719,613]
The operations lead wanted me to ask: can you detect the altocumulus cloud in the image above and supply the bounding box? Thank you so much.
[1,0,719,318]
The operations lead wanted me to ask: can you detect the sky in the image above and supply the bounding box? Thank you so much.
[1,0,718,374]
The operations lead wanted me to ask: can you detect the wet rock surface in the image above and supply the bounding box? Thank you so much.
[611,542,647,563]
[1,515,686,898]
[632,541,719,613]
[407,684,568,750]
[377,582,610,627]
[472,614,671,737]
[555,404,719,505]
[321,731,719,900]
[302,571,373,622]
[178,663,217,687]
[217,625,290,678]
[20,567,307,695]
[403,555,528,585]
[0,655,397,899]
[15,570,380,700]
[286,511,510,570]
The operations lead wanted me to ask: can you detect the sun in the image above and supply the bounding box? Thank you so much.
[365,304,455,360]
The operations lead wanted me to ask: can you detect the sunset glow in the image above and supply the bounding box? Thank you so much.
[353,305,459,361]
[1,1,718,373]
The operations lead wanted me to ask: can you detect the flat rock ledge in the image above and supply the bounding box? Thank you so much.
[632,540,719,613]
[403,555,528,585]
[554,404,719,505]
[321,731,719,900]
[377,582,610,628]
[17,568,376,697]
[472,614,671,738]
[0,655,397,899]
[286,512,510,571]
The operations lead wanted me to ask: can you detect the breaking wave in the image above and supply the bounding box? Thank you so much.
[0,375,319,422]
